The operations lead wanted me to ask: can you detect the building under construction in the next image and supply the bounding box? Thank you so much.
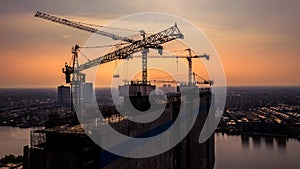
[23,87,214,169]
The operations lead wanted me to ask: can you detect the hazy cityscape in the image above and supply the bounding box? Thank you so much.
[218,87,300,139]
[1,87,299,138]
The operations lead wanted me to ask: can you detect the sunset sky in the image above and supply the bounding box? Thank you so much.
[0,0,299,88]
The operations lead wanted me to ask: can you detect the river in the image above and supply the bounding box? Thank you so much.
[0,126,30,158]
[0,127,299,168]
[214,132,300,169]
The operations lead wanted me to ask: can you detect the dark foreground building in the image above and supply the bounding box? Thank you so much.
[23,86,214,169]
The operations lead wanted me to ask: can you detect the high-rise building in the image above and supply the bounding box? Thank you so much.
[57,85,71,107]
[81,83,94,104]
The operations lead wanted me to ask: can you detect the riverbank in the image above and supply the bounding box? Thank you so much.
[0,154,23,168]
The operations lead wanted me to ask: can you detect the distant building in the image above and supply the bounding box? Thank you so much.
[81,83,94,104]
[57,85,71,107]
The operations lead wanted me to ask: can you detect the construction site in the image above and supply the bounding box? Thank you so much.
[23,11,215,169]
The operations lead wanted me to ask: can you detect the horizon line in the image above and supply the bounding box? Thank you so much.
[1,84,300,89]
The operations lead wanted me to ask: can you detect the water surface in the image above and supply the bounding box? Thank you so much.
[0,126,30,158]
[215,133,300,169]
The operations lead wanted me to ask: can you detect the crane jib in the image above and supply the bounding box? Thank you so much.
[77,24,184,71]
[34,11,134,43]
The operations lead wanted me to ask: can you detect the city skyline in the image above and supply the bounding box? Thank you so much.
[0,0,300,88]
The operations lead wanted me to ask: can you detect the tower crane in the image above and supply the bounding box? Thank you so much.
[35,11,167,85]
[130,48,211,86]
[75,24,183,111]
[185,48,209,86]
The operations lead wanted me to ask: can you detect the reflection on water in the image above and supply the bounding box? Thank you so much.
[275,137,287,150]
[241,135,287,151]
[241,135,249,147]
[252,136,261,148]
[0,126,30,158]
[265,136,273,148]
[215,133,299,169]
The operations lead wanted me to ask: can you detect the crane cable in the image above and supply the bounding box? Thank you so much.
[78,49,91,62]
[149,74,187,81]
[194,72,207,81]
[77,43,131,62]
[79,42,130,49]
[72,42,132,65]
[73,21,140,33]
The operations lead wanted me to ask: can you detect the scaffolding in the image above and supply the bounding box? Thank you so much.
[30,130,46,149]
